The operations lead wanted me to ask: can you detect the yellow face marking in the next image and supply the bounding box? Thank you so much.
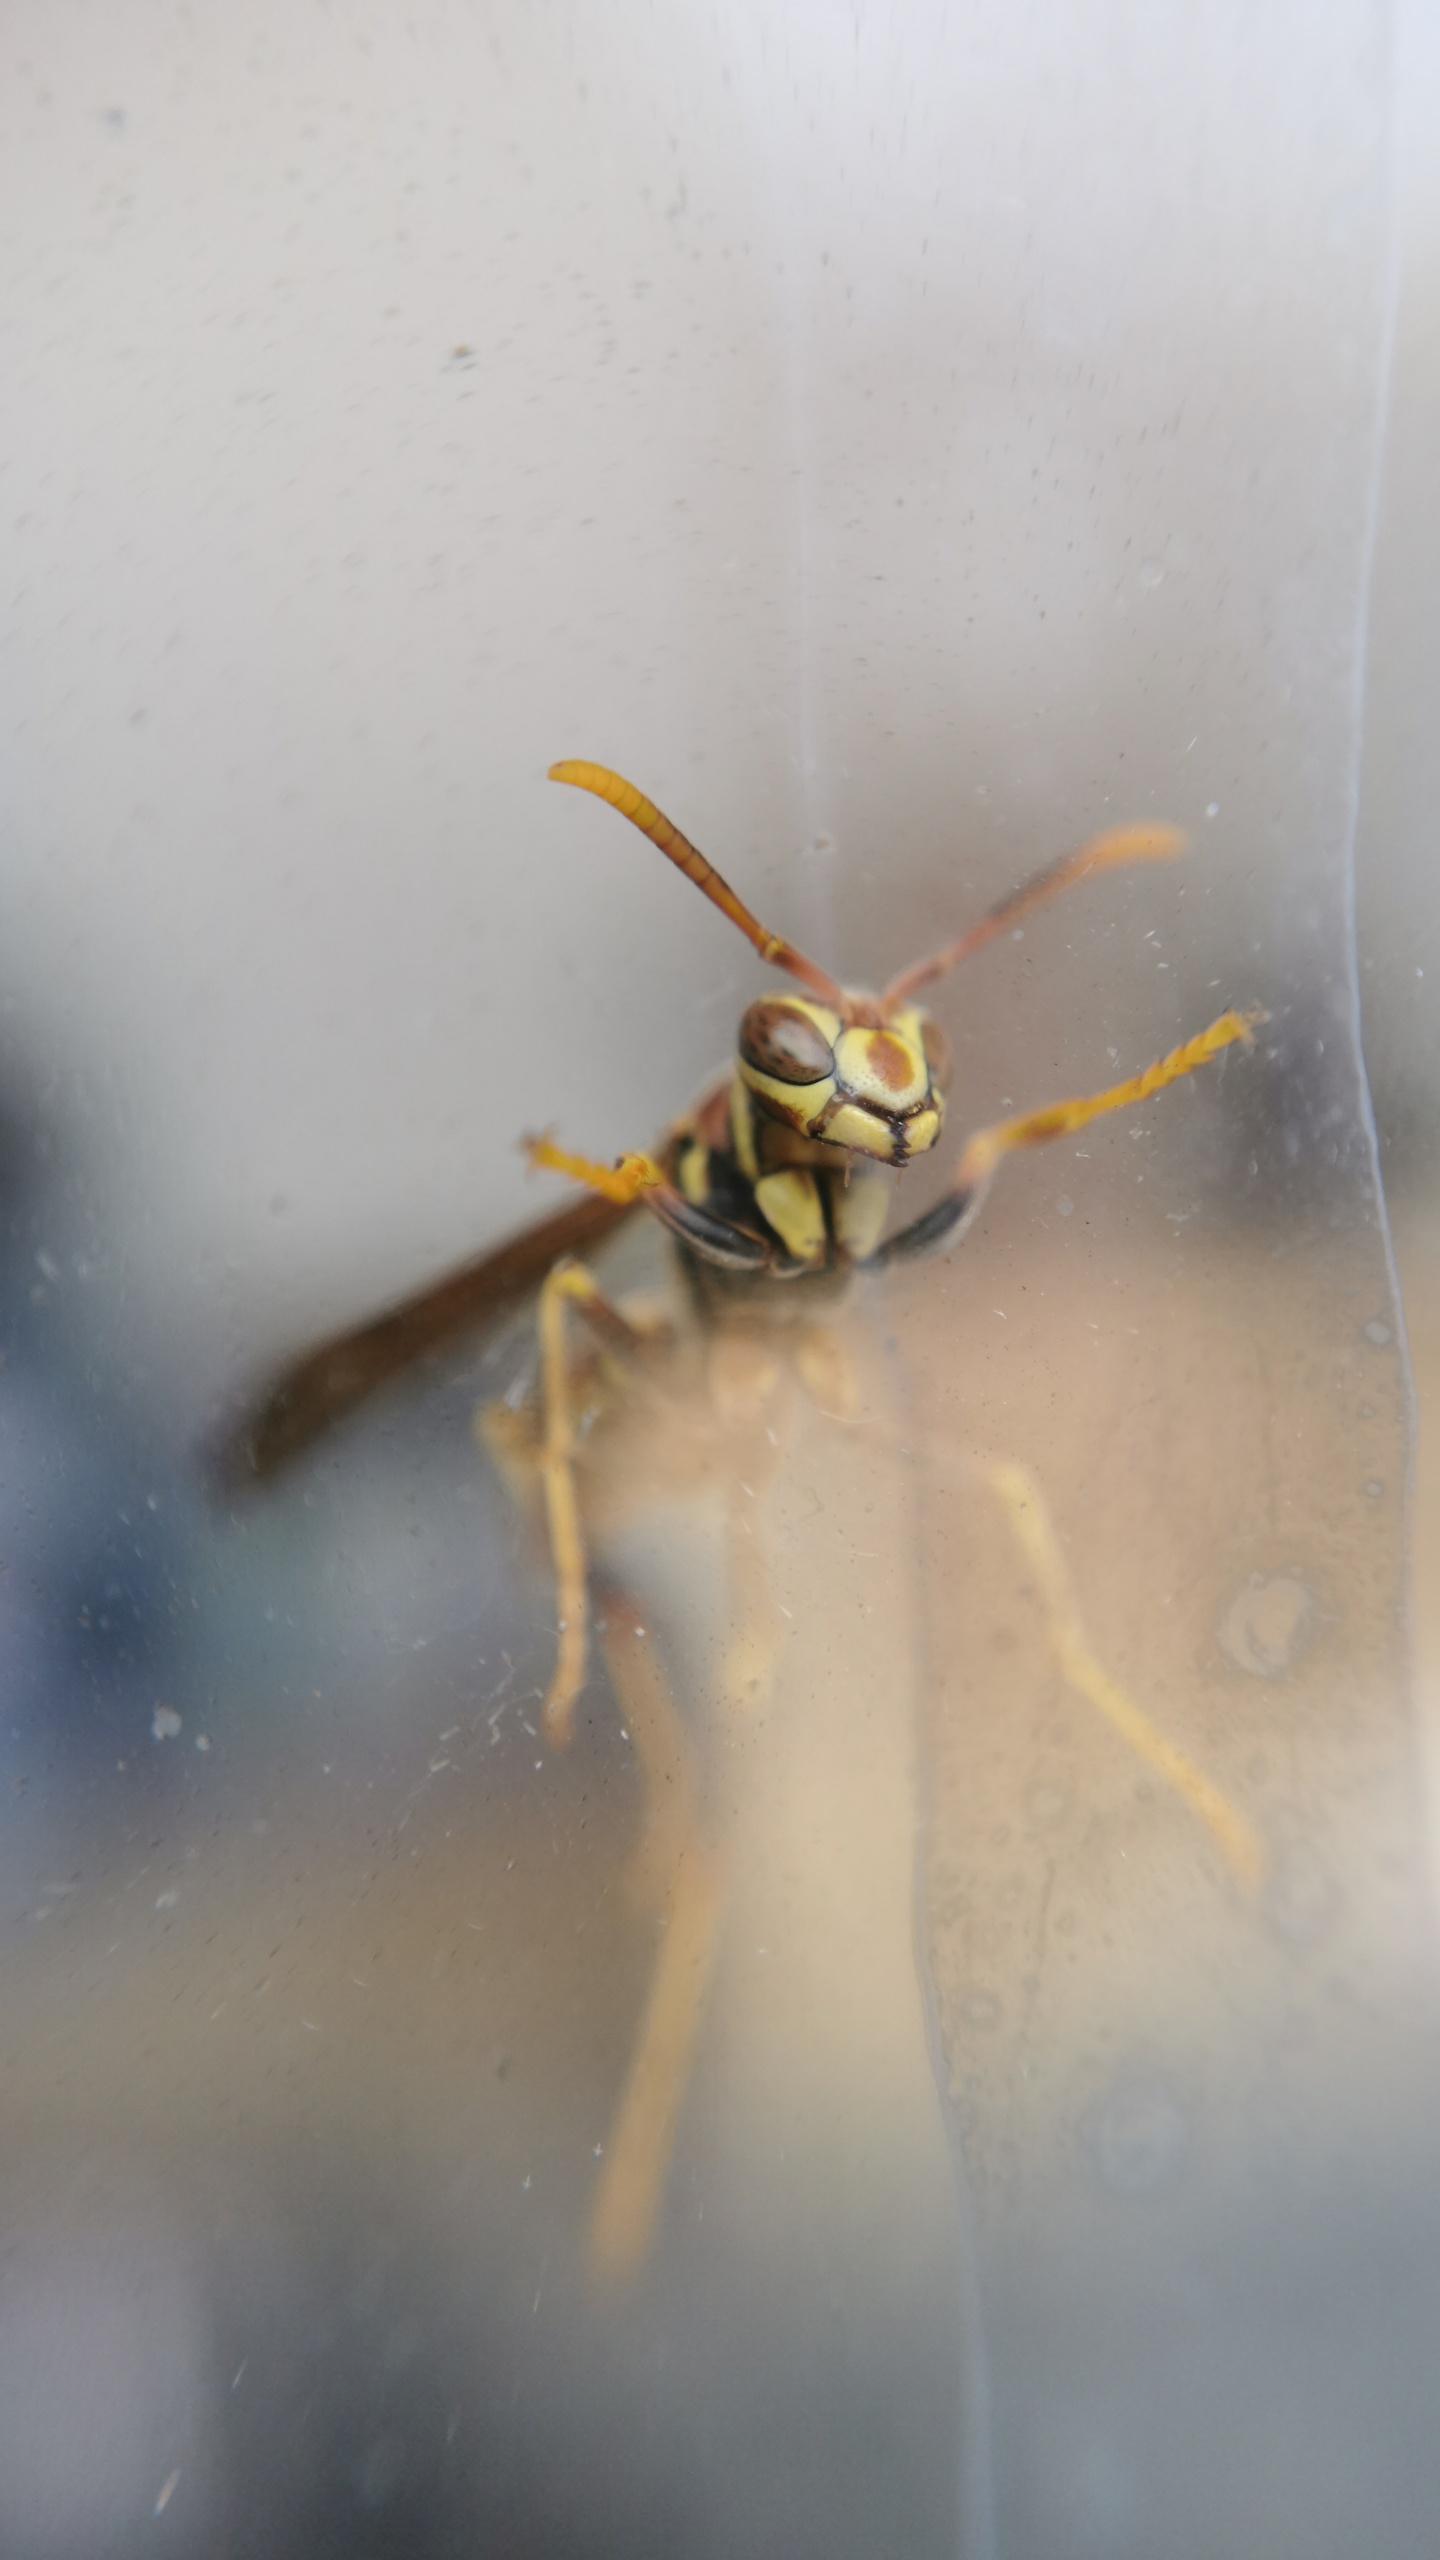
[738,1060,837,1132]
[816,1095,944,1163]
[753,1168,827,1264]
[833,1024,929,1114]
[730,1075,760,1182]
[829,1170,890,1261]
[678,1142,711,1207]
[823,1099,902,1160]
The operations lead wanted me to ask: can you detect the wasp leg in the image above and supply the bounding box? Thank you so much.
[696,1330,787,1713]
[527,1133,797,1276]
[792,1321,863,1422]
[714,1322,865,1713]
[475,1391,543,1502]
[985,1457,1265,1890]
[533,1260,655,1748]
[593,1585,705,1917]
[719,1481,784,1715]
[874,1007,1264,1265]
[589,1591,724,2279]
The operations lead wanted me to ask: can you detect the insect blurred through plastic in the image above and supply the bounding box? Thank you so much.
[227,758,1262,2277]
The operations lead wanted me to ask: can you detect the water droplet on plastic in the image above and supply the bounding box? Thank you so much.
[1083,2074,1190,2197]
[1056,1194,1074,1217]
[1138,557,1164,588]
[1362,1317,1392,1347]
[1217,1572,1316,1678]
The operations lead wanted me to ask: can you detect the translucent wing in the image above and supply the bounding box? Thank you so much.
[221,1186,637,1485]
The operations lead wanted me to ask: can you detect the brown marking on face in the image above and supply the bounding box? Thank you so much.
[754,1121,846,1172]
[864,1029,916,1093]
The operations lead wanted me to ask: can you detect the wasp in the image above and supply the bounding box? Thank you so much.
[231,760,1262,2274]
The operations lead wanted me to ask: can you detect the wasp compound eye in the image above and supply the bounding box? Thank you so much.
[738,999,839,1085]
[919,1013,951,1093]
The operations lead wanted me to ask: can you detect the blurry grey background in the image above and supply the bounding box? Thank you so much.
[1357,0,1440,1192]
[0,3,1438,2557]
[1,0,1431,1420]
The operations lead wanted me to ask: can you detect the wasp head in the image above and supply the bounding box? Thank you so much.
[735,993,949,1169]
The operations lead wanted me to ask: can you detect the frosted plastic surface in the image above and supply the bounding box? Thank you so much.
[0,6,1434,2556]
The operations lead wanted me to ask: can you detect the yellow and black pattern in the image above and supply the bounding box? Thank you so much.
[669,1118,893,1275]
[526,765,1258,1286]
[528,999,1259,1287]
[230,762,1262,1482]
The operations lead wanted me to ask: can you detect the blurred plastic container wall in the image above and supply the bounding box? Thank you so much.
[1,5,1437,2557]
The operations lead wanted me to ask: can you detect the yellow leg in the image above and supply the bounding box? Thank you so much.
[701,1329,790,1714]
[955,1007,1263,1195]
[589,1594,724,2279]
[536,1258,641,1747]
[986,1458,1265,1890]
[882,1007,1264,1265]
[595,1588,705,1915]
[526,1136,661,1201]
[793,1321,863,1422]
[718,1486,786,1714]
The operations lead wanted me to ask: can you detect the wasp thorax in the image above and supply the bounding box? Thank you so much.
[735,993,946,1167]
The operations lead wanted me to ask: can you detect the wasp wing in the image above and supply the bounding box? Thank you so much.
[221,1186,638,1487]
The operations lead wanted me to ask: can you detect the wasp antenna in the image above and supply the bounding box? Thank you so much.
[883,822,1186,1007]
[549,760,845,1008]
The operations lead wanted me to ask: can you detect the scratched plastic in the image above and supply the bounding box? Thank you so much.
[0,7,1435,2559]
